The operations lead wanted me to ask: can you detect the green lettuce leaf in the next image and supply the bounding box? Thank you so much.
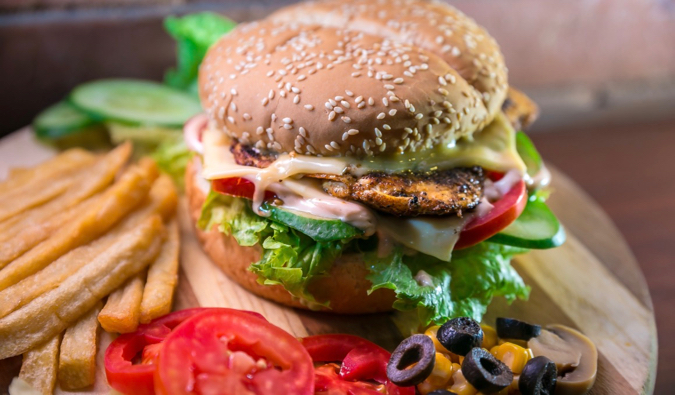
[367,243,530,324]
[164,12,237,91]
[198,192,345,308]
[151,139,192,190]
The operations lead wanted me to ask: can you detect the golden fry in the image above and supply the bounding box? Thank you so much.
[0,143,131,243]
[18,335,61,395]
[140,219,180,323]
[0,215,163,359]
[0,177,70,223]
[0,148,94,195]
[99,273,145,333]
[0,174,178,318]
[59,302,102,390]
[0,159,158,291]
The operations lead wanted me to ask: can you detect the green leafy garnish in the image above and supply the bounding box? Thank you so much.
[152,139,193,189]
[516,131,543,178]
[164,12,237,91]
[367,243,530,324]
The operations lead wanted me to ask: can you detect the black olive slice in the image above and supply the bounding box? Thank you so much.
[386,334,436,386]
[436,317,483,356]
[519,356,557,395]
[496,317,542,341]
[461,347,513,393]
[428,390,459,395]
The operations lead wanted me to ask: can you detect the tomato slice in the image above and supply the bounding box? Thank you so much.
[302,335,414,395]
[105,308,264,395]
[154,309,314,395]
[455,180,528,250]
[212,177,276,201]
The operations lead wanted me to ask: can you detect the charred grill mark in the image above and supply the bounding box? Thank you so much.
[231,140,278,168]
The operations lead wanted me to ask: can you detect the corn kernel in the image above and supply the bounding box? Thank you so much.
[481,324,498,350]
[425,325,450,353]
[426,352,454,387]
[490,342,531,374]
[417,380,436,395]
[450,369,478,395]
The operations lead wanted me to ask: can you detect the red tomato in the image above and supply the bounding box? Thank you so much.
[154,309,314,395]
[302,335,414,395]
[104,308,264,395]
[455,180,527,250]
[212,178,276,201]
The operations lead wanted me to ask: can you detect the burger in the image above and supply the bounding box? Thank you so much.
[184,0,563,324]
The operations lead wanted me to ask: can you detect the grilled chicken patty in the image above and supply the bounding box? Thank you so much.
[230,142,484,217]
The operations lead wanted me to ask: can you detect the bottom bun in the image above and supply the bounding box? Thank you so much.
[185,159,396,314]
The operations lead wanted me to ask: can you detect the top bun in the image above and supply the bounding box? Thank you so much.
[199,0,508,157]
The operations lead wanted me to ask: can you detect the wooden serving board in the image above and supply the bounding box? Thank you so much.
[0,129,657,395]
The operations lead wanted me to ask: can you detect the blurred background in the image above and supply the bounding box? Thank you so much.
[1,0,674,392]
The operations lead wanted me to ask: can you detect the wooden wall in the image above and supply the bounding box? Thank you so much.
[1,0,674,135]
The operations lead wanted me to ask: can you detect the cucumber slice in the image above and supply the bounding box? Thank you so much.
[516,131,542,178]
[489,198,565,249]
[70,79,202,127]
[261,204,363,242]
[33,101,98,139]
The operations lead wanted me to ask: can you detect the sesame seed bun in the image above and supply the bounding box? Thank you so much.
[186,159,397,313]
[199,0,508,157]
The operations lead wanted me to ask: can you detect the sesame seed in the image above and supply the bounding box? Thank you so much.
[291,87,301,93]
[389,109,397,116]
[329,99,337,106]
[342,117,352,123]
[341,100,351,108]
[434,111,443,117]
[357,102,366,109]
[374,128,382,137]
[355,96,363,104]
[297,75,306,81]
[393,78,404,84]
[266,70,274,77]
[420,63,429,70]
[342,132,349,141]
[368,97,375,106]
[269,90,275,99]
[256,127,264,135]
[293,95,300,104]
[280,90,287,98]
[375,137,383,145]
[328,111,336,121]
[227,116,236,124]
[380,143,387,152]
[299,127,307,137]
[283,123,293,130]
[351,72,362,77]
[384,84,395,90]
[271,114,277,122]
[438,88,449,96]
[382,98,389,107]
[334,107,344,114]
[345,90,354,96]
[243,113,252,120]
[231,88,238,96]
[325,102,333,110]
[262,97,269,106]
[304,104,314,110]
[335,96,344,101]
[377,112,386,120]
[389,96,400,102]
[348,129,359,135]
[438,76,447,86]
[382,124,391,130]
[443,117,452,124]
[230,103,237,112]
[325,144,334,152]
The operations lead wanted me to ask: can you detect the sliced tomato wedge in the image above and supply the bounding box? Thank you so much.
[302,335,414,395]
[455,180,528,250]
[104,308,264,395]
[154,309,314,395]
[212,177,276,201]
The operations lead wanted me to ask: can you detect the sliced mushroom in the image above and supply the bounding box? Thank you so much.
[528,325,597,395]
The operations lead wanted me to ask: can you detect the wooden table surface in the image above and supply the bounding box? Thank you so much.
[530,117,675,394]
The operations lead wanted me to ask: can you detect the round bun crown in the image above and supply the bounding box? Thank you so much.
[199,0,508,157]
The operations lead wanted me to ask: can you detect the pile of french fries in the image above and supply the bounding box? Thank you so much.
[0,143,181,394]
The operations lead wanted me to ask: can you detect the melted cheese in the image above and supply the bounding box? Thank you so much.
[199,113,526,260]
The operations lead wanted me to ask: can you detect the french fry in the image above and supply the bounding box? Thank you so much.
[0,215,164,359]
[0,176,71,223]
[0,148,94,195]
[0,144,132,267]
[18,335,61,395]
[0,174,178,318]
[140,219,180,323]
[59,302,102,390]
[0,158,158,290]
[99,273,145,333]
